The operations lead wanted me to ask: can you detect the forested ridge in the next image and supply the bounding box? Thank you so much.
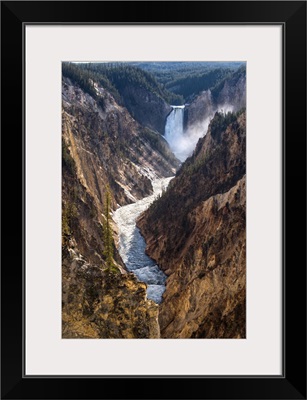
[130,61,244,101]
[62,62,184,105]
[63,61,245,107]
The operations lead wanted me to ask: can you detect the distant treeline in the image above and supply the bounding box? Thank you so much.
[130,61,244,101]
[62,62,246,106]
[130,62,242,83]
[86,63,184,105]
[62,62,184,106]
[165,68,232,100]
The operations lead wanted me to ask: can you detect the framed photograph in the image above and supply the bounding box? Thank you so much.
[1,1,306,399]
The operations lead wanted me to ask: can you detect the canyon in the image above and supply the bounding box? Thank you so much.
[62,72,178,338]
[62,62,246,339]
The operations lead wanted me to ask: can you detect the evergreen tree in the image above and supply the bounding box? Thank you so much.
[103,185,116,272]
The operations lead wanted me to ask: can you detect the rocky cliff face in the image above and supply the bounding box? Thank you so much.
[184,67,246,132]
[137,111,246,338]
[62,75,179,338]
[62,251,159,338]
[213,67,246,110]
[62,163,160,338]
[62,77,178,206]
[120,85,172,135]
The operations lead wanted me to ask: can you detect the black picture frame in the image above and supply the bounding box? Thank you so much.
[1,1,306,399]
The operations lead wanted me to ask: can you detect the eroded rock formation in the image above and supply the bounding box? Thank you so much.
[62,251,159,339]
[184,67,246,131]
[62,75,179,338]
[138,111,246,338]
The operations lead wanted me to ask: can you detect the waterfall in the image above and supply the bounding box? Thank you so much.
[164,104,213,162]
[164,106,185,161]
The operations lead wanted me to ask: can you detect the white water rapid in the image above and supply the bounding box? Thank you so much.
[113,177,173,304]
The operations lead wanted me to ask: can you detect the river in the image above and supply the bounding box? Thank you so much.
[113,177,173,304]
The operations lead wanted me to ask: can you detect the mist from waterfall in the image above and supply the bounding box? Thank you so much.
[164,100,236,162]
[165,105,212,162]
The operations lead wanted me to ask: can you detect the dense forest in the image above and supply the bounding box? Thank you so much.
[130,61,242,83]
[63,61,245,106]
[131,61,243,101]
[63,62,184,105]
